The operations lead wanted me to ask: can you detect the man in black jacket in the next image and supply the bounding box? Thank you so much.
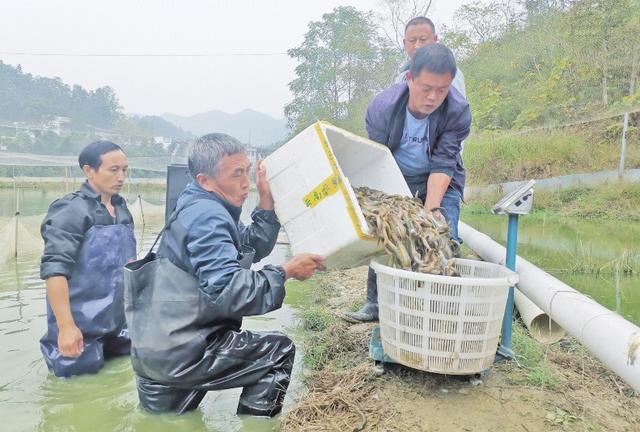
[40,141,136,377]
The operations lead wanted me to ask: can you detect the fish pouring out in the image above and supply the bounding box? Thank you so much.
[354,186,460,276]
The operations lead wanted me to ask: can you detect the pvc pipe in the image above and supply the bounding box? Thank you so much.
[514,290,566,344]
[459,221,640,392]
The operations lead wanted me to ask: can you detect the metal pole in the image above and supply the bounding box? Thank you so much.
[14,187,20,258]
[619,112,629,177]
[498,213,519,359]
[138,194,145,227]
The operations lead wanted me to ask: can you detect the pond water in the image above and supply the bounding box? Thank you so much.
[462,213,640,325]
[0,185,308,432]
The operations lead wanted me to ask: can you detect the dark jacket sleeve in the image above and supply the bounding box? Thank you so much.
[212,266,286,317]
[365,97,390,145]
[239,208,280,263]
[366,83,410,151]
[430,98,472,178]
[181,201,286,317]
[40,196,92,279]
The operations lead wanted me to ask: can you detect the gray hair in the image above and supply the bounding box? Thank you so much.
[188,133,246,178]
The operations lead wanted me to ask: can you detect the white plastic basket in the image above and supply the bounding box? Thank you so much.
[371,258,519,375]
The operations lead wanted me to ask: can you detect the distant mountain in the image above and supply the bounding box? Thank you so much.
[163,109,287,147]
[128,115,194,139]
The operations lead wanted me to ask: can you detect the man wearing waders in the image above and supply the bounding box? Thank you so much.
[124,133,325,416]
[40,141,136,377]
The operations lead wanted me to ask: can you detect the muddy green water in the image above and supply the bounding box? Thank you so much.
[462,213,640,325]
[0,186,307,432]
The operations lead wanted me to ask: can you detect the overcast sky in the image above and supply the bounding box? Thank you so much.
[0,0,479,119]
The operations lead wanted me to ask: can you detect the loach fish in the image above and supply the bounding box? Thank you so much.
[355,186,460,276]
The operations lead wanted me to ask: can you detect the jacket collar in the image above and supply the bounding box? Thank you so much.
[181,182,243,223]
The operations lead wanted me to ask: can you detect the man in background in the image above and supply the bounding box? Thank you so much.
[395,16,467,99]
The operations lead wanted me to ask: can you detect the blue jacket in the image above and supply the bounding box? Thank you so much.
[365,82,471,196]
[157,182,285,318]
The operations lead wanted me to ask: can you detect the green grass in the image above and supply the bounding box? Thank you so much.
[300,306,333,331]
[463,182,640,222]
[512,321,560,389]
[463,126,640,186]
[286,276,369,371]
[287,277,343,369]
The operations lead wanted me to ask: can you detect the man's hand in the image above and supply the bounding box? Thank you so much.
[58,324,84,358]
[256,160,275,211]
[46,276,84,358]
[428,207,446,224]
[282,253,326,281]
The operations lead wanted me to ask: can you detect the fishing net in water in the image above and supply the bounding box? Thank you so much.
[354,187,459,276]
[128,196,165,227]
[0,152,184,173]
[0,215,43,263]
[0,199,169,264]
[17,214,46,238]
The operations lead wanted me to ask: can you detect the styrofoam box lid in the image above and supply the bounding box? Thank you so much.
[263,121,411,269]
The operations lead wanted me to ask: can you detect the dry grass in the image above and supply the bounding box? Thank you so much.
[281,365,404,432]
[284,265,640,432]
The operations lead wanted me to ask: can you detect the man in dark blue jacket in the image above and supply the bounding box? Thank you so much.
[344,44,471,323]
[126,133,325,417]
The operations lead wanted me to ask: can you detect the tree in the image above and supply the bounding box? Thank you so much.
[285,6,400,135]
[0,61,123,128]
[567,0,635,106]
[520,0,576,23]
[378,0,433,54]
[438,1,524,62]
[458,0,640,130]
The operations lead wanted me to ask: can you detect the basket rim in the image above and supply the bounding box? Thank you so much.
[370,258,519,286]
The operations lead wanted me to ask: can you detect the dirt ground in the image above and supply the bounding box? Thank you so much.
[281,266,640,432]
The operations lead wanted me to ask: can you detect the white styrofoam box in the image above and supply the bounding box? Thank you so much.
[263,121,411,268]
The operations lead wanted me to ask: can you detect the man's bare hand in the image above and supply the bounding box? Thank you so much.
[58,324,84,358]
[282,253,326,280]
[256,160,275,211]
[431,208,446,224]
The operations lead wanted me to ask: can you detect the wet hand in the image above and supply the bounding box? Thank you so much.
[58,324,84,358]
[282,253,326,281]
[427,205,446,224]
[256,160,275,211]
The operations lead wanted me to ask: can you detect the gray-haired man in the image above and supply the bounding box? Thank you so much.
[125,133,325,416]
